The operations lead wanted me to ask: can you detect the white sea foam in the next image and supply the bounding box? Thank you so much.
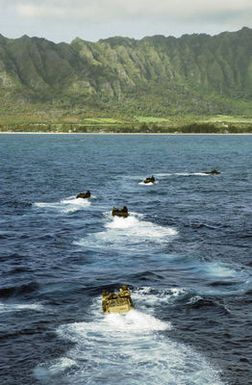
[138,181,154,185]
[105,214,177,239]
[34,357,77,382]
[133,286,187,310]
[138,181,158,185]
[67,309,170,336]
[202,262,239,278]
[189,261,251,297]
[34,196,91,213]
[187,295,204,305]
[0,302,43,313]
[36,294,223,385]
[75,212,178,251]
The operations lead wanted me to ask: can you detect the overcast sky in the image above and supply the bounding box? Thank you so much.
[1,0,251,42]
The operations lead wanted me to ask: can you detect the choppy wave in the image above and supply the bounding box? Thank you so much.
[34,196,91,213]
[186,295,231,314]
[75,212,178,251]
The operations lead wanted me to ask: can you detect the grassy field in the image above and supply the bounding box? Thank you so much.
[0,109,252,133]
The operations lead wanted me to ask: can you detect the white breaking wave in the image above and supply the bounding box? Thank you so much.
[0,302,43,313]
[133,286,187,312]
[75,212,178,251]
[34,196,91,213]
[35,296,224,385]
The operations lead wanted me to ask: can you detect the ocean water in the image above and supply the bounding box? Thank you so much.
[0,134,251,385]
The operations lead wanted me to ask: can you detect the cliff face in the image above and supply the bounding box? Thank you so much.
[0,27,251,115]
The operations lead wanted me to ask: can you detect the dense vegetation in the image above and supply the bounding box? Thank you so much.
[0,27,252,132]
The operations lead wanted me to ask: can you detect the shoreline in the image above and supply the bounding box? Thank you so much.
[0,131,252,136]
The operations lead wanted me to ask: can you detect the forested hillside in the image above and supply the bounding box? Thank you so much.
[0,27,251,116]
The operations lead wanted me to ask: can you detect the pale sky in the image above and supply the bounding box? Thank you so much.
[1,0,252,42]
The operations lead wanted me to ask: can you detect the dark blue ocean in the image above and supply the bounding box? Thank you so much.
[0,134,251,385]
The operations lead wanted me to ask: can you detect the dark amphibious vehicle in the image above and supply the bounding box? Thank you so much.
[204,169,221,175]
[112,206,129,218]
[102,286,134,313]
[76,190,91,199]
[143,175,156,184]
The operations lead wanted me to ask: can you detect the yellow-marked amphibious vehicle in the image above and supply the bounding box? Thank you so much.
[102,286,134,313]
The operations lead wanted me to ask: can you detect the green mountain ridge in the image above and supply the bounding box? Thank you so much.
[0,27,252,116]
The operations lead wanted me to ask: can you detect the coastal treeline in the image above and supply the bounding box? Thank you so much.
[1,120,252,133]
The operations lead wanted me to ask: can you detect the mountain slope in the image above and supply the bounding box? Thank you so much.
[0,27,252,115]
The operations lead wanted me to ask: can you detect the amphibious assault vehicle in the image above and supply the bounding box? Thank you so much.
[204,169,220,175]
[76,191,91,199]
[143,175,156,184]
[102,286,134,313]
[112,206,129,218]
